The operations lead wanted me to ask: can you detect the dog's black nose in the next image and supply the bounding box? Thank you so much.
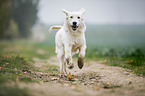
[73,22,77,25]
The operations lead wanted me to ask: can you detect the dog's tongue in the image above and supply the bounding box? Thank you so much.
[73,25,77,28]
[72,25,78,31]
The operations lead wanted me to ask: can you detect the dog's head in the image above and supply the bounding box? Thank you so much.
[62,8,85,32]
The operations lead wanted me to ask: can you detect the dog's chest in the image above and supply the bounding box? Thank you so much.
[70,36,82,46]
[65,31,84,47]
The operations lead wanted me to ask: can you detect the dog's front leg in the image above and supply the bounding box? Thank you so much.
[78,45,86,69]
[65,44,74,69]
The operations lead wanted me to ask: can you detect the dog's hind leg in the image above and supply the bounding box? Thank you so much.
[58,55,64,74]
[57,46,65,74]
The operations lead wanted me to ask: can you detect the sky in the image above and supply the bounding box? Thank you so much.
[38,0,145,25]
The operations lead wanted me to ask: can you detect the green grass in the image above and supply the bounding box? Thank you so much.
[102,56,145,76]
[0,40,57,96]
[0,54,39,83]
[0,38,145,85]
[86,47,145,76]
[0,40,55,59]
[0,25,145,95]
[0,40,56,84]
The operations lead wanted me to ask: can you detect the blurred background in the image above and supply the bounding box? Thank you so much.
[0,0,145,72]
[1,0,145,50]
[1,1,145,95]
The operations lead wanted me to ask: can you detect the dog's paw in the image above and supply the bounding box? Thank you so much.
[67,64,74,69]
[66,59,74,69]
[78,57,84,69]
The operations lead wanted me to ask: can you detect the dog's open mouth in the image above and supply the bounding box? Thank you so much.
[70,25,79,31]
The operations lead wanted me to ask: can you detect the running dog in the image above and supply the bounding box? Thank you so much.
[49,8,86,74]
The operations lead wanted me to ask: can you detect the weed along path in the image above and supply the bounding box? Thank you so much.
[22,56,145,96]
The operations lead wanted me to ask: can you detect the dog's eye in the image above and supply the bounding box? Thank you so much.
[78,16,80,19]
[70,16,73,18]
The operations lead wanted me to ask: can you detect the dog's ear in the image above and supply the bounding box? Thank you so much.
[61,9,70,16]
[80,8,86,16]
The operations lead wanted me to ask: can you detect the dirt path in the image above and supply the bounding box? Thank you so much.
[20,56,145,96]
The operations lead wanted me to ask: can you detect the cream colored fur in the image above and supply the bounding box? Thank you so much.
[49,8,86,74]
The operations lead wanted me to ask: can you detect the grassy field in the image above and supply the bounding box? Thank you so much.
[0,40,57,96]
[0,40,56,83]
[1,24,145,84]
[85,24,145,76]
[0,24,145,95]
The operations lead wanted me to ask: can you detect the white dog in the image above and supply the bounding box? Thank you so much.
[49,8,86,74]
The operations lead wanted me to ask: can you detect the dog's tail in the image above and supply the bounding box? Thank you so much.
[49,26,62,33]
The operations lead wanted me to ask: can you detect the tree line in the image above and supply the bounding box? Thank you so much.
[0,0,39,39]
